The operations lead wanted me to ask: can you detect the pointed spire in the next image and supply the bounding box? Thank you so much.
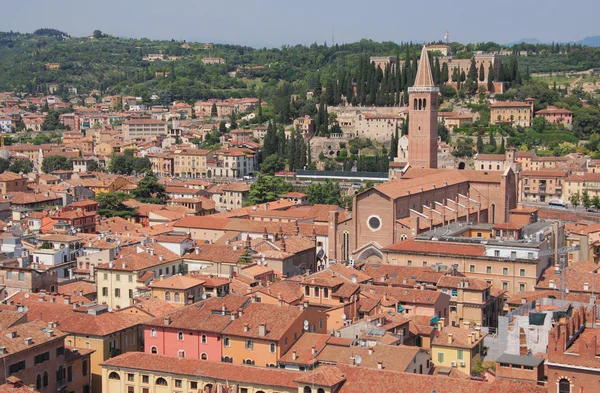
[414,46,435,87]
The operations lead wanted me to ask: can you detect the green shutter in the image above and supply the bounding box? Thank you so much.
[437,352,444,363]
[457,350,464,360]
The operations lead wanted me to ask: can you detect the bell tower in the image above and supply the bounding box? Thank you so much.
[408,46,439,169]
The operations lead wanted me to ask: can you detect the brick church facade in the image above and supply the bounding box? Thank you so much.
[327,47,517,264]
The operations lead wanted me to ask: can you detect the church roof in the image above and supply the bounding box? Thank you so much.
[414,46,435,87]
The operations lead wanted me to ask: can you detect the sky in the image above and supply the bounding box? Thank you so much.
[4,0,600,48]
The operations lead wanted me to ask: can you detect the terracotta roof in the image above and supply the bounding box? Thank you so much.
[476,154,504,161]
[118,297,179,318]
[413,46,435,87]
[536,105,572,115]
[278,333,331,365]
[0,320,67,359]
[222,302,305,340]
[254,280,304,304]
[148,274,205,290]
[57,280,96,297]
[102,352,302,389]
[318,344,421,372]
[520,170,569,178]
[363,264,445,286]
[432,326,486,349]
[185,244,246,264]
[97,243,181,272]
[329,264,372,284]
[490,101,531,108]
[360,284,446,305]
[437,276,491,291]
[383,239,486,257]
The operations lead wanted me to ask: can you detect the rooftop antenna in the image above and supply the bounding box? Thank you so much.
[444,30,450,44]
[332,27,335,47]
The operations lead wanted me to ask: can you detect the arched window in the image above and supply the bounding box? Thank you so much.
[491,204,496,224]
[204,384,214,393]
[342,231,350,261]
[174,292,181,302]
[223,356,231,363]
[423,98,427,110]
[314,286,320,297]
[108,372,120,380]
[178,350,185,359]
[413,99,417,110]
[304,387,312,393]
[400,234,407,241]
[151,346,157,354]
[418,99,422,110]
[244,359,254,365]
[559,379,570,393]
[43,372,48,387]
[305,286,310,296]
[150,328,156,338]
[224,337,230,347]
[178,331,184,341]
[201,353,207,360]
[36,375,41,390]
[165,291,171,301]
[270,343,276,353]
[318,389,325,393]
[156,377,168,386]
[324,287,329,298]
[201,334,207,344]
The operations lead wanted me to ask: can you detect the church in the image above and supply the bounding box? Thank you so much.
[328,46,517,264]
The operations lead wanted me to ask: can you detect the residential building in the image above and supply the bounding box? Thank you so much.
[432,326,486,376]
[520,170,568,203]
[565,173,600,201]
[201,57,225,65]
[490,100,534,127]
[122,119,168,140]
[172,149,211,178]
[96,243,183,309]
[148,275,205,306]
[535,105,573,127]
[0,172,28,194]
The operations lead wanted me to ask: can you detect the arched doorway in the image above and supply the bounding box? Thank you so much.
[458,162,466,170]
[558,379,570,393]
[356,247,384,263]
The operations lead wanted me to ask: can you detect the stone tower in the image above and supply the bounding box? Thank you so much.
[408,46,439,169]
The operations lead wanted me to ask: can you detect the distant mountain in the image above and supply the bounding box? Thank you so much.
[579,36,600,47]
[506,38,545,46]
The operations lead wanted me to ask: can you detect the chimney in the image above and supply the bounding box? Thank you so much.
[238,309,243,318]
[159,255,164,261]
[292,350,297,360]
[50,298,55,303]
[195,248,200,255]
[46,330,54,338]
[243,323,249,333]
[150,249,155,256]
[311,346,316,356]
[0,347,6,354]
[163,316,171,326]
[160,275,165,281]
[377,361,383,370]
[475,327,481,339]
[230,313,237,321]
[122,262,126,269]
[258,324,267,337]
[447,333,453,344]
[64,297,70,305]
[222,305,226,316]
[350,356,356,366]
[263,227,268,240]
[24,337,33,345]
[368,347,374,356]
[383,293,388,302]
[109,261,114,269]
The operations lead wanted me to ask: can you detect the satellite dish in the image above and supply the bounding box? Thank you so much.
[341,313,347,321]
[202,293,208,300]
[351,277,357,284]
[355,355,362,366]
[303,320,309,331]
[17,306,23,312]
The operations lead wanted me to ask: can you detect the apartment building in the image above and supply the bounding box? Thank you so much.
[122,119,168,140]
[520,170,568,203]
[490,100,534,127]
[172,149,211,178]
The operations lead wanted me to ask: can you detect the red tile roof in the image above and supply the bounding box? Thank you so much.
[383,239,486,257]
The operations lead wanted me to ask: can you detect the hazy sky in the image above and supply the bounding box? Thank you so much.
[5,0,600,47]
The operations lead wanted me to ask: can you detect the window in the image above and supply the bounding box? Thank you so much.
[36,375,41,390]
[175,379,182,388]
[503,282,508,290]
[201,334,207,344]
[224,337,230,347]
[246,340,253,350]
[304,387,312,393]
[18,272,24,281]
[151,346,157,354]
[108,372,121,380]
[34,351,50,365]
[314,287,320,297]
[156,378,168,386]
[558,379,570,393]
[407,260,412,267]
[128,387,134,393]
[201,353,207,360]
[457,350,464,360]
[520,269,525,277]
[527,252,534,259]
[102,287,108,297]
[115,288,120,298]
[520,283,526,292]
[469,265,475,273]
[190,382,198,389]
[270,343,276,353]
[103,273,108,280]
[324,288,329,298]
[6,272,11,280]
[319,320,323,329]
[367,216,382,231]
[494,250,500,257]
[128,275,133,283]
[165,291,171,301]
[451,289,458,297]
[128,289,133,299]
[127,373,134,382]
[423,261,427,267]
[174,292,181,302]
[8,360,25,374]
[116,273,120,282]
[43,372,48,387]
[142,375,149,384]
[150,328,157,338]
[56,346,64,357]
[178,332,184,341]
[503,267,508,275]
[510,251,517,259]
[486,266,492,274]
[178,350,186,359]
[437,352,444,363]
[67,366,73,382]
[305,286,310,296]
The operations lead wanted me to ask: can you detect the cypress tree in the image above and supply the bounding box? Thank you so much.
[477,135,484,152]
[434,57,441,85]
[479,64,485,82]
[441,63,449,84]
[211,103,217,117]
[487,64,494,92]
[498,138,506,154]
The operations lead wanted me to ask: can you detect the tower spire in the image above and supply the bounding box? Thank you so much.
[414,46,435,87]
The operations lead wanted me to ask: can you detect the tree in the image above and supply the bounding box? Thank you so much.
[132,173,167,204]
[570,192,581,209]
[95,192,135,218]
[87,160,100,172]
[211,103,217,117]
[92,30,104,39]
[306,180,342,206]
[479,64,485,82]
[477,135,484,153]
[108,150,151,175]
[260,154,286,175]
[0,158,10,173]
[452,137,476,158]
[246,174,293,205]
[42,155,72,174]
[497,138,506,154]
[441,63,449,84]
[592,195,600,211]
[219,120,227,133]
[582,190,592,210]
[487,64,494,92]
[9,159,33,174]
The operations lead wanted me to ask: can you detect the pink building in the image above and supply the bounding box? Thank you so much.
[535,105,573,126]
[144,296,249,361]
